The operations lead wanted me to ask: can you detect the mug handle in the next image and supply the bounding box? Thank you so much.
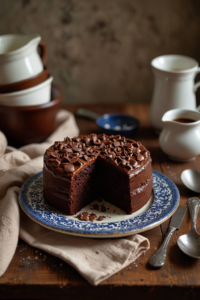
[194,68,200,112]
[38,40,47,65]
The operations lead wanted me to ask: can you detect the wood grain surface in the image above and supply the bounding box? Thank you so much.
[0,104,200,300]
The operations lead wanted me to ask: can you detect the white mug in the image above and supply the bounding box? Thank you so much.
[0,34,47,84]
[150,55,200,131]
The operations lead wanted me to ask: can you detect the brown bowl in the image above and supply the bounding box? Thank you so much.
[0,84,62,147]
[0,67,49,93]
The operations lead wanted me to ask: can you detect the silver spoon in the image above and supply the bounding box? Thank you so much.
[177,197,200,259]
[181,169,200,193]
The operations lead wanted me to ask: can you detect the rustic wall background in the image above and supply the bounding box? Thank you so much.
[1,0,200,104]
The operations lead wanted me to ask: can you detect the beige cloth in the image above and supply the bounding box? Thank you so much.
[0,109,150,286]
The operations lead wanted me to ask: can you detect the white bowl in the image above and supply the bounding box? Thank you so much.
[0,76,53,106]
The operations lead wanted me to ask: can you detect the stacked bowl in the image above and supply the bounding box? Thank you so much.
[0,34,62,146]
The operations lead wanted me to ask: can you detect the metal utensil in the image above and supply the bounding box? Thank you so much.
[149,205,187,268]
[177,197,200,259]
[181,169,200,193]
[76,108,140,136]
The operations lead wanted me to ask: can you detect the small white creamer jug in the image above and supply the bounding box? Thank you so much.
[150,55,200,131]
[159,108,200,162]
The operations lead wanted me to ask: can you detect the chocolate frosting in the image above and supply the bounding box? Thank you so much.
[44,133,150,177]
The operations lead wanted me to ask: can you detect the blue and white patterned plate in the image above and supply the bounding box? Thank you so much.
[19,170,179,238]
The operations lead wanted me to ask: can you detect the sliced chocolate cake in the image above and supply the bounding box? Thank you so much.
[43,134,153,215]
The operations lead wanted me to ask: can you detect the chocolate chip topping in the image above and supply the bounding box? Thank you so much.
[64,164,75,173]
[45,133,149,174]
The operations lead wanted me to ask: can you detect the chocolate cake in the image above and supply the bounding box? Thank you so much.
[43,134,153,215]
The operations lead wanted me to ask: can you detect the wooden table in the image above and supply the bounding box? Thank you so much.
[0,104,200,300]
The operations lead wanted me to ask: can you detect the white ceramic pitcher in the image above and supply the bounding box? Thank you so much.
[0,34,47,84]
[159,108,200,162]
[150,55,200,131]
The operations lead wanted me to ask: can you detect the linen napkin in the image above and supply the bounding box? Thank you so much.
[0,109,150,286]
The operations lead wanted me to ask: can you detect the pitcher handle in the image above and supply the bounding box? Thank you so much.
[38,40,47,65]
[193,68,200,112]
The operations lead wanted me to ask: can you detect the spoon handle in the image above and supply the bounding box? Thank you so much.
[188,197,200,232]
[149,226,176,268]
[76,108,101,120]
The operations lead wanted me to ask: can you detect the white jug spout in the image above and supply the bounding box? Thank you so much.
[25,34,41,47]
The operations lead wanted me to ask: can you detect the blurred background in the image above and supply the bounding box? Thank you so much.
[1,0,200,104]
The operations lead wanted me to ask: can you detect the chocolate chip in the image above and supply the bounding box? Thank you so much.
[106,154,113,159]
[53,159,60,167]
[60,148,68,153]
[64,164,75,173]
[62,156,71,163]
[141,150,148,157]
[83,137,90,144]
[72,146,81,152]
[54,142,59,149]
[75,159,83,166]
[83,155,88,161]
[65,148,73,153]
[124,143,132,147]
[93,139,101,145]
[113,141,120,147]
[126,164,133,170]
[76,137,81,142]
[93,145,100,150]
[134,148,141,153]
[50,152,58,158]
[113,135,121,140]
[70,157,78,164]
[101,149,107,154]
[137,154,144,161]
[121,159,127,166]
[110,152,116,159]
[99,143,105,148]
[46,149,53,156]
[64,137,71,142]
[92,136,97,143]
[129,158,138,167]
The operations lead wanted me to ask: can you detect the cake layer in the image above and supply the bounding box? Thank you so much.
[130,177,153,213]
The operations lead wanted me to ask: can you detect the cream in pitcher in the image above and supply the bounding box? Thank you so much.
[150,55,200,131]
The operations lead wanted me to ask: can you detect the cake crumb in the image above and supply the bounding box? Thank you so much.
[100,205,106,212]
[97,216,105,221]
[92,204,99,211]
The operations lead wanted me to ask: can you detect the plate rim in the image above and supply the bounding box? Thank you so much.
[19,170,180,238]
